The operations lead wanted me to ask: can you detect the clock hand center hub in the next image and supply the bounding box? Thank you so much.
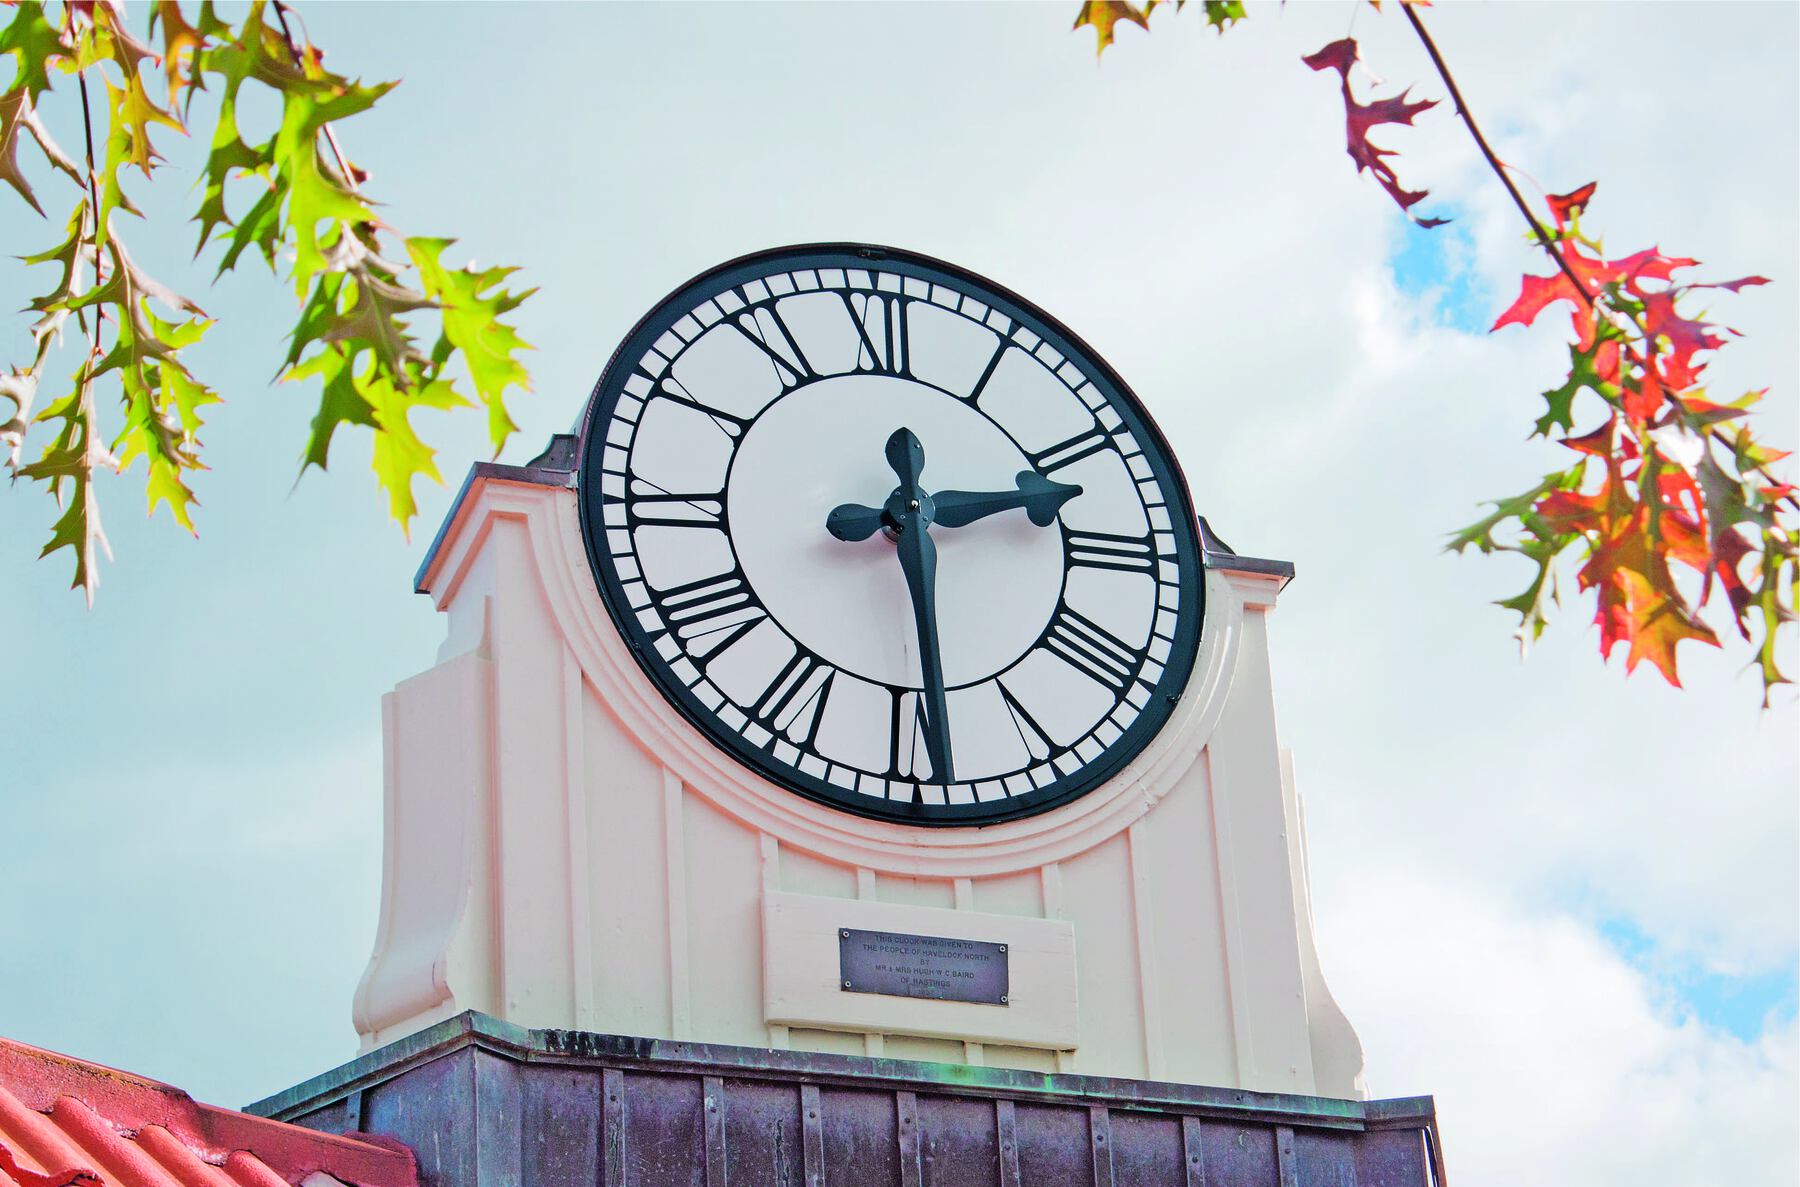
[881,486,936,542]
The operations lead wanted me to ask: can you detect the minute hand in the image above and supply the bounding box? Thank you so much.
[932,471,1082,529]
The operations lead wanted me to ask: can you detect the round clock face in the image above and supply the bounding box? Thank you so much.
[577,246,1204,825]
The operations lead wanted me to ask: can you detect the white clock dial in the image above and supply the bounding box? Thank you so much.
[578,246,1204,825]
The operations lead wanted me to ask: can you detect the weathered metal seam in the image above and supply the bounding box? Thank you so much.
[1089,1105,1115,1187]
[896,1091,921,1187]
[799,1085,824,1187]
[702,1075,727,1187]
[995,1099,1021,1187]
[1275,1125,1298,1187]
[600,1067,624,1187]
[1180,1115,1206,1187]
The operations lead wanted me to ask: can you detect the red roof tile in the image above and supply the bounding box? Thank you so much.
[0,1040,413,1187]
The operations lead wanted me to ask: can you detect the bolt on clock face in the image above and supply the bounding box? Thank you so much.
[577,246,1204,825]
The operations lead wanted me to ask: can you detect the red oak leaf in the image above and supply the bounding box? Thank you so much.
[1659,465,1703,505]
[1706,527,1756,634]
[1642,289,1727,388]
[1657,508,1711,573]
[1536,485,1609,535]
[1595,340,1621,383]
[1674,392,1750,425]
[1595,567,1719,686]
[1303,38,1446,225]
[1492,272,1581,331]
[1300,37,1358,76]
[1547,181,1597,228]
[1492,243,1698,332]
[1600,246,1698,287]
[1558,468,1722,685]
[1703,276,1771,293]
[1563,418,1617,457]
[1623,369,1664,423]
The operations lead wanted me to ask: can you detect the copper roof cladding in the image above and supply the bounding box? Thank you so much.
[251,1011,1445,1187]
[0,1039,415,1187]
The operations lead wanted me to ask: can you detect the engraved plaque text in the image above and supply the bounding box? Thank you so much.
[838,928,1010,1005]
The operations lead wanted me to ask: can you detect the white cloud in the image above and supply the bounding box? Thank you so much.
[1318,860,1799,1187]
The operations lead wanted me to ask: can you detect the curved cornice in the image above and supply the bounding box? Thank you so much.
[422,475,1248,877]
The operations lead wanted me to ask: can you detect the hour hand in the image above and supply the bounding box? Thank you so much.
[886,427,926,491]
[933,471,1081,529]
[826,502,886,541]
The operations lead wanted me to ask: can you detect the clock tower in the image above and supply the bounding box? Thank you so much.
[351,246,1367,1099]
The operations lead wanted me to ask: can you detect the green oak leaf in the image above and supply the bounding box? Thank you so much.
[362,357,465,526]
[18,371,111,601]
[1203,1,1246,33]
[1446,469,1578,555]
[408,236,536,453]
[0,2,63,100]
[288,342,377,473]
[1535,340,1621,437]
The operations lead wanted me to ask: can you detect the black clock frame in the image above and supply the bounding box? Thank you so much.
[576,244,1206,827]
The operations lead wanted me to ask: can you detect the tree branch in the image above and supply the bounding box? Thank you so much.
[1402,2,1797,514]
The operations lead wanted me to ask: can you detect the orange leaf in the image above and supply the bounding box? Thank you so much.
[1596,568,1719,685]
[1073,1,1153,55]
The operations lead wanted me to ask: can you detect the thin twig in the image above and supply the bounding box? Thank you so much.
[1401,5,1585,302]
[75,68,105,366]
[270,0,359,192]
[1402,2,1798,514]
[72,46,112,594]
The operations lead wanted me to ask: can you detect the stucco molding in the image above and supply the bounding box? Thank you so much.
[417,474,1250,877]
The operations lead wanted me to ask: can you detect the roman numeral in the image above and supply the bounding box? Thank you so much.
[1028,424,1124,474]
[735,304,815,388]
[1041,602,1141,694]
[1065,529,1156,575]
[655,572,765,659]
[842,291,910,376]
[964,338,1010,404]
[754,651,836,748]
[653,375,750,439]
[997,680,1056,763]
[623,479,725,529]
[877,689,938,788]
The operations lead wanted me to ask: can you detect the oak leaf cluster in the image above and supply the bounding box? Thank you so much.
[1075,0,1793,700]
[0,0,533,599]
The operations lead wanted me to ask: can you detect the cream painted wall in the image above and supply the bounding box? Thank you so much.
[352,471,1367,1099]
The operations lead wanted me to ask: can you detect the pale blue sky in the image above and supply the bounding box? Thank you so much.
[3,4,1795,1184]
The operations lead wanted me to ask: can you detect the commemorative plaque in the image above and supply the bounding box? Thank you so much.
[838,928,1010,1006]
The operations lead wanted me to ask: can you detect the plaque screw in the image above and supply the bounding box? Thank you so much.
[842,980,852,988]
[841,930,849,938]
[1000,995,1009,1004]
[999,945,1007,953]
